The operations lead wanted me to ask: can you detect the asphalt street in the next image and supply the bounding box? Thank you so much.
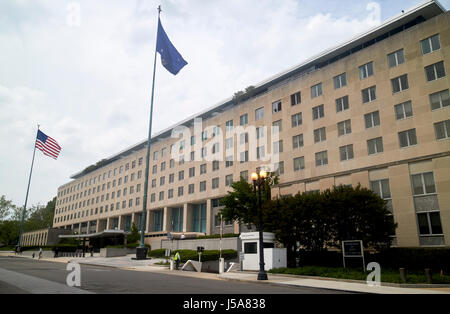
[0,256,351,294]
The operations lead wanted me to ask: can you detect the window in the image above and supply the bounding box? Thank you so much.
[240,132,248,145]
[240,151,249,163]
[336,96,349,113]
[339,144,354,161]
[178,170,184,181]
[189,167,195,177]
[425,61,446,82]
[274,161,284,175]
[291,113,302,127]
[240,171,248,181]
[170,159,175,168]
[367,137,384,155]
[168,189,173,199]
[293,156,305,171]
[370,179,391,199]
[240,114,248,126]
[272,100,282,113]
[256,127,265,139]
[212,160,219,171]
[434,120,450,140]
[314,127,326,143]
[312,104,324,120]
[179,140,185,151]
[152,165,157,174]
[359,61,374,79]
[161,162,166,171]
[311,83,322,98]
[169,173,174,183]
[153,151,158,161]
[136,184,141,192]
[161,148,166,158]
[138,158,143,166]
[364,111,380,129]
[292,134,304,149]
[291,91,301,106]
[178,186,183,197]
[256,146,265,159]
[315,151,328,167]
[212,178,219,189]
[225,156,233,167]
[224,138,233,151]
[190,151,195,162]
[399,129,417,148]
[430,89,450,110]
[417,212,443,235]
[212,142,219,154]
[421,34,441,55]
[391,74,409,93]
[273,140,283,154]
[337,120,352,136]
[188,184,194,194]
[213,126,220,137]
[200,181,206,192]
[202,131,208,141]
[129,199,133,207]
[227,120,234,133]
[190,136,196,146]
[334,73,347,89]
[225,175,233,187]
[272,120,282,133]
[201,147,207,158]
[255,107,264,121]
[200,164,207,174]
[362,86,376,103]
[411,172,436,196]
[387,49,405,68]
[244,242,257,254]
[394,101,413,120]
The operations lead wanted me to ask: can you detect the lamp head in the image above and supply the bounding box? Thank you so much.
[259,170,267,179]
[251,172,258,181]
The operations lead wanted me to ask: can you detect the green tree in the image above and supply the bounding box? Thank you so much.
[127,223,140,244]
[0,220,21,245]
[0,195,17,221]
[326,185,397,249]
[24,197,56,232]
[220,173,278,227]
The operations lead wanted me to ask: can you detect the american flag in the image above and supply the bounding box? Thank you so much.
[35,130,61,160]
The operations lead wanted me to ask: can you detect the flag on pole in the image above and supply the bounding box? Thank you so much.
[156,19,188,75]
[35,130,61,160]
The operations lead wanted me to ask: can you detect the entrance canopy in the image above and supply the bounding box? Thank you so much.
[58,229,128,239]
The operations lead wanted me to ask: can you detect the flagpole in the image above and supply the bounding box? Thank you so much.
[17,124,40,250]
[138,5,162,254]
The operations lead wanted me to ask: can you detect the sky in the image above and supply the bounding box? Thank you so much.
[0,0,448,209]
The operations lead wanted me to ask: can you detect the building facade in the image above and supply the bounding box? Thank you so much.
[53,1,450,248]
[20,228,72,247]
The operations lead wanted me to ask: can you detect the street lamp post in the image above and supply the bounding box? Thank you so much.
[251,170,268,281]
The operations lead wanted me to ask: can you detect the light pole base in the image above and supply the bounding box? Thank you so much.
[136,247,149,260]
[257,271,268,280]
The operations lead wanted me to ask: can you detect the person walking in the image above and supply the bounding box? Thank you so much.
[174,251,181,270]
[38,247,43,260]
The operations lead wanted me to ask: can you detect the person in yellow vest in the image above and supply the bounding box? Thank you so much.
[174,251,181,270]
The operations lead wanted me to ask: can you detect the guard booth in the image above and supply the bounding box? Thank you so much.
[239,232,287,271]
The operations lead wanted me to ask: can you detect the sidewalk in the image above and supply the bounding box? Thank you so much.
[3,252,449,294]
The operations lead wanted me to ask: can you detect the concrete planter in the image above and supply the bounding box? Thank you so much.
[20,250,55,259]
[201,258,239,273]
[100,247,128,257]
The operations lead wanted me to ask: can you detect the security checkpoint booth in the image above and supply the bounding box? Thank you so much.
[239,232,287,271]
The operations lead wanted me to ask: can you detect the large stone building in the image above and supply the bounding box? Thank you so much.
[52,1,450,249]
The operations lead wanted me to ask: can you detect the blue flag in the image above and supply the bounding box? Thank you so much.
[156,19,188,75]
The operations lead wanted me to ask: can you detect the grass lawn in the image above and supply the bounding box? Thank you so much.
[269,266,450,284]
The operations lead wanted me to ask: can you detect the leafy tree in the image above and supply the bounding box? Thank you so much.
[0,195,17,221]
[220,173,278,227]
[326,185,397,249]
[0,220,21,245]
[127,223,140,244]
[24,197,55,232]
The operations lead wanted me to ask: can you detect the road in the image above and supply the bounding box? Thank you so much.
[0,256,350,294]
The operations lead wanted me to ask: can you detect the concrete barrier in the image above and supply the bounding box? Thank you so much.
[100,248,128,257]
[160,237,241,252]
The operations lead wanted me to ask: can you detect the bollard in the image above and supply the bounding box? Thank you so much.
[425,268,432,284]
[170,259,174,270]
[219,258,225,274]
[399,268,406,283]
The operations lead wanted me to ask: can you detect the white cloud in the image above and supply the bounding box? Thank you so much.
[0,0,443,207]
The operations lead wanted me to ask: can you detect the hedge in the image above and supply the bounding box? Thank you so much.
[148,249,237,262]
[196,234,239,239]
[297,248,450,272]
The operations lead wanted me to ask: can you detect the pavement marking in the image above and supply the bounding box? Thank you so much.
[0,267,94,294]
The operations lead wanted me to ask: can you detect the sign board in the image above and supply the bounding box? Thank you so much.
[197,246,204,253]
[341,240,364,270]
[165,249,171,257]
[342,240,363,257]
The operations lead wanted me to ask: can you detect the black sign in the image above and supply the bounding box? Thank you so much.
[342,241,362,257]
[197,246,204,253]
